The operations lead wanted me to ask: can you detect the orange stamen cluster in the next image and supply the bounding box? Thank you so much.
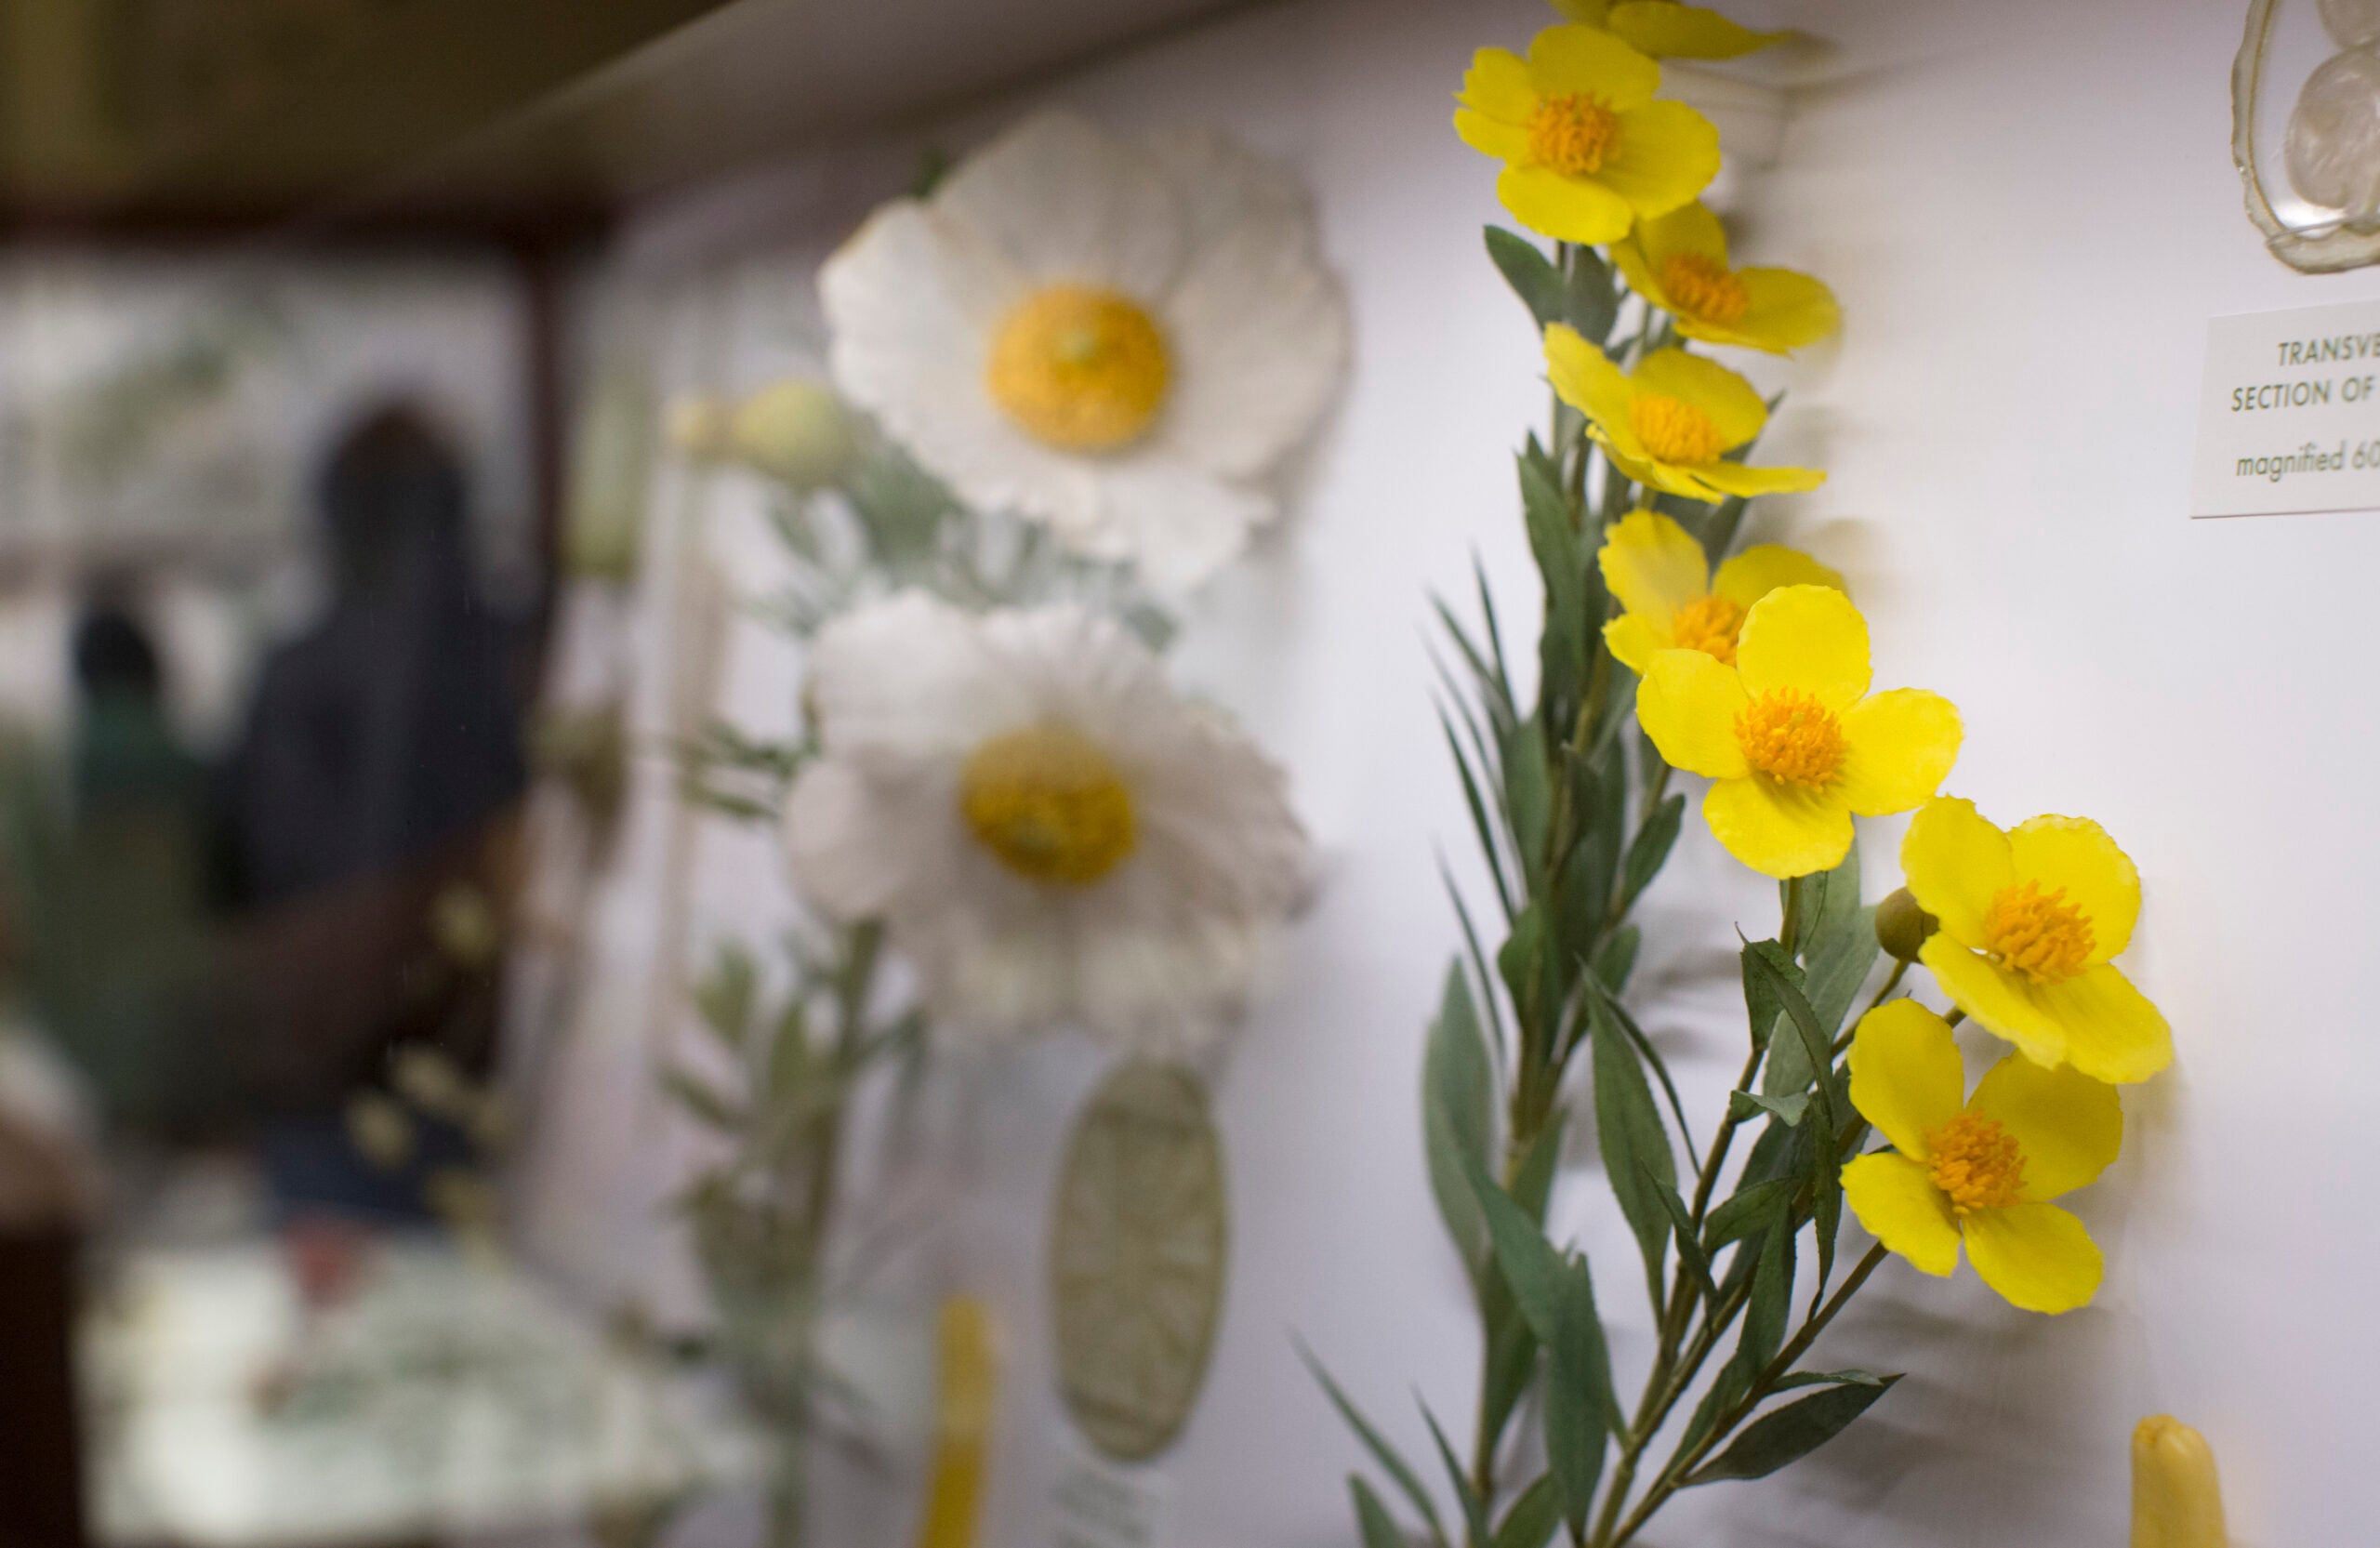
[1734,688,1844,787]
[1659,253,1751,325]
[1925,1113,2026,1216]
[1983,880,2096,986]
[1527,92,1623,176]
[1629,393,1728,464]
[1668,593,1747,662]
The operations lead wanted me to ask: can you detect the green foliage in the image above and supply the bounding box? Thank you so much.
[1683,1374,1901,1487]
[1424,966,1497,1285]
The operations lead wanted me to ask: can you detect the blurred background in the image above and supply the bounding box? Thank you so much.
[0,4,1270,1545]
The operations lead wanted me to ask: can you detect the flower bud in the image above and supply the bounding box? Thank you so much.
[2131,1415,2226,1548]
[729,379,861,491]
[1874,887,1937,962]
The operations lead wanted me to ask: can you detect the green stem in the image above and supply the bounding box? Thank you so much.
[1606,1243,1889,1548]
[1778,874,1807,959]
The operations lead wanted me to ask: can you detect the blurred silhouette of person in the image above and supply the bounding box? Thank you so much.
[217,404,528,1216]
[222,404,526,907]
[34,589,222,1135]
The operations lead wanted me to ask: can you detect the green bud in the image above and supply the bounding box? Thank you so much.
[1874,887,1937,962]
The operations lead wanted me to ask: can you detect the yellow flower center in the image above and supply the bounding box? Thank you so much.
[1668,593,1746,663]
[1629,393,1728,465]
[1982,880,2096,986]
[1924,1113,2026,1217]
[1734,688,1844,788]
[1527,92,1624,176]
[959,722,1138,886]
[1659,253,1751,325]
[985,284,1170,452]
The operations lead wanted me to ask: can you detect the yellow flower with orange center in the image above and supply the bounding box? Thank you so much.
[1550,0,1790,60]
[1545,331,1825,502]
[1455,25,1721,245]
[1900,798,2174,1086]
[1614,204,1841,355]
[1842,1000,2122,1315]
[1596,509,1842,675]
[1635,586,1961,879]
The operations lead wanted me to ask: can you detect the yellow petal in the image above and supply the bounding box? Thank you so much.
[1527,23,1661,109]
[1711,544,1843,609]
[1734,584,1871,709]
[2131,1416,2228,1548]
[1631,347,1765,449]
[1606,447,1710,498]
[1835,689,1962,817]
[1725,267,1842,352]
[1546,327,1640,440]
[2008,814,2141,966]
[2034,965,2175,1086]
[1921,939,2069,1071]
[1609,237,1670,312]
[1899,796,2012,947]
[1842,1152,1960,1277]
[1598,100,1723,218]
[1702,774,1853,879]
[1598,509,1710,620]
[1456,108,1531,162]
[1458,46,1537,122]
[1637,648,1749,778]
[1846,999,1965,1159]
[1497,165,1637,245]
[1633,201,1729,268]
[1603,614,1672,676]
[1964,1051,2122,1202]
[1682,458,1828,497]
[1608,1,1791,60]
[1962,1202,2102,1314]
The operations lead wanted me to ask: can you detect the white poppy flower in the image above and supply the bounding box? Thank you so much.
[784,590,1307,1052]
[819,111,1350,592]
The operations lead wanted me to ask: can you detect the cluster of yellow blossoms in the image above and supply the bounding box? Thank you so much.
[1461,11,2170,1315]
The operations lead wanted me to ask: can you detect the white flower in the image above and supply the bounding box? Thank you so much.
[784,590,1307,1052]
[819,111,1349,592]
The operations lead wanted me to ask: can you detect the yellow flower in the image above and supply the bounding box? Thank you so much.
[1900,798,2173,1086]
[1613,204,1840,354]
[1842,1000,2120,1315]
[1456,26,1721,245]
[2131,1416,2227,1548]
[1636,585,1959,878]
[1551,0,1790,60]
[1596,509,1841,674]
[1545,331,1824,502]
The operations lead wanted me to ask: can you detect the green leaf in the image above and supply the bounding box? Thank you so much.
[1485,227,1566,329]
[1748,939,1841,1122]
[1421,1400,1488,1548]
[1774,1369,1892,1392]
[1742,937,1803,1066]
[1726,1091,1808,1128]
[1304,1348,1445,1542]
[1422,965,1496,1282]
[693,944,758,1047]
[1441,711,1514,915]
[1650,1175,1716,1303]
[1592,923,1640,994]
[1517,450,1587,727]
[1619,794,1685,912]
[660,1068,741,1131]
[1497,906,1547,1026]
[1589,993,1675,1303]
[1474,1113,1568,1457]
[1461,1148,1615,1537]
[1563,245,1620,344]
[1489,1473,1564,1548]
[1703,1178,1796,1250]
[1736,1200,1796,1377]
[1351,1475,1408,1548]
[1682,1374,1902,1487]
[1502,717,1553,887]
[1798,840,1879,1037]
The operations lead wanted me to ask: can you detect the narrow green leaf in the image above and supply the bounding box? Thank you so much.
[1650,1174,1716,1303]
[693,943,758,1046]
[1497,906,1547,1026]
[1592,922,1640,994]
[1461,1149,1615,1537]
[1682,1374,1902,1487]
[1441,712,1514,914]
[1501,717,1553,886]
[1726,1091,1808,1128]
[1563,245,1620,344]
[1748,939,1842,1122]
[1421,1399,1488,1548]
[1484,226,1568,332]
[1589,994,1675,1304]
[1351,1475,1408,1548]
[1742,937,1803,1067]
[660,1069,742,1131]
[1735,1202,1796,1378]
[1304,1347,1445,1541]
[1703,1177,1796,1250]
[1774,1369,1891,1392]
[1423,964,1495,1282]
[1619,793,1685,911]
[1517,451,1587,725]
[1488,1473,1564,1548]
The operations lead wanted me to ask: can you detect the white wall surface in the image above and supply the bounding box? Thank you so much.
[553,0,2359,1542]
